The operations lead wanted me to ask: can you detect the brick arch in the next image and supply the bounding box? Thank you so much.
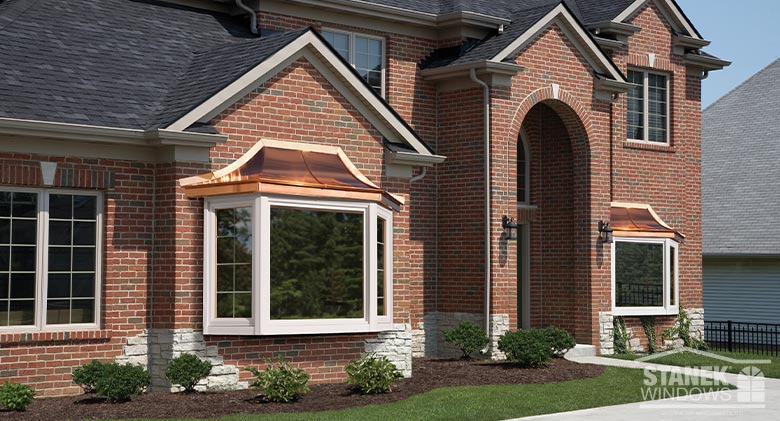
[507,86,596,343]
[508,86,593,150]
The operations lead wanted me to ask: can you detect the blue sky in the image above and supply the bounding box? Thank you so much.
[677,0,780,108]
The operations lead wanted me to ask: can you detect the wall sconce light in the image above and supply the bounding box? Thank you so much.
[598,220,613,244]
[502,215,518,241]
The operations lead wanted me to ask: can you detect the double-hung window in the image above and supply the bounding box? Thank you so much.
[612,237,678,316]
[0,188,101,331]
[627,69,669,144]
[204,195,393,335]
[321,29,385,97]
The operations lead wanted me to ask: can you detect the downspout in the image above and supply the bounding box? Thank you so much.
[235,0,259,35]
[470,68,492,352]
[410,167,427,183]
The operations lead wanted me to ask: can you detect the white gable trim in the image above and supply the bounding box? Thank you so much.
[166,31,435,158]
[613,0,701,40]
[490,4,625,82]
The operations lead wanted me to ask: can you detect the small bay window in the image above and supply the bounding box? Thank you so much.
[612,237,678,316]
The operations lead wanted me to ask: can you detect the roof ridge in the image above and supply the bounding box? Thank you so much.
[704,57,780,113]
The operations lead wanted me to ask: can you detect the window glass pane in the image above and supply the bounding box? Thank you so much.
[321,31,350,60]
[12,193,37,218]
[0,193,11,217]
[647,73,668,143]
[11,246,35,272]
[377,217,386,316]
[46,194,97,325]
[215,208,252,318]
[518,140,527,203]
[615,242,663,307]
[270,207,364,320]
[627,70,645,140]
[10,273,34,299]
[8,300,34,326]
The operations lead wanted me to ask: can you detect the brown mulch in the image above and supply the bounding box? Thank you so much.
[2,358,604,420]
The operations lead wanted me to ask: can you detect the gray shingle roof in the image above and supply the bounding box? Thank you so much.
[702,59,780,256]
[0,0,302,130]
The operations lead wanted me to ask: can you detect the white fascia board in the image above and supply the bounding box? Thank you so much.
[614,0,702,40]
[165,31,434,158]
[492,4,625,82]
[0,117,226,147]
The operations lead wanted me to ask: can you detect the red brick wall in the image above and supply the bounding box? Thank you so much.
[0,153,154,396]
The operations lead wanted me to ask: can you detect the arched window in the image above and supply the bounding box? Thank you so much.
[518,132,530,204]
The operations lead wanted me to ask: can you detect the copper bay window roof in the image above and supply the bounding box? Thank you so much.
[179,139,403,208]
[610,202,685,241]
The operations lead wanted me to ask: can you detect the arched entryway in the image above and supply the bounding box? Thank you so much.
[515,99,592,343]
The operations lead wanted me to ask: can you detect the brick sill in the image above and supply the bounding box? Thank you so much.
[0,329,111,346]
[623,140,676,153]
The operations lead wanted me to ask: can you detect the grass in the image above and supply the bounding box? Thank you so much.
[103,366,732,421]
[608,350,780,378]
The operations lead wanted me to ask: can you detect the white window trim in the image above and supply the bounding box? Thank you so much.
[627,68,671,145]
[321,28,386,98]
[611,237,679,317]
[0,186,103,333]
[203,194,393,336]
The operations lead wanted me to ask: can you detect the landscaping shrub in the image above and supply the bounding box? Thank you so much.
[246,357,310,403]
[663,305,709,351]
[642,316,657,354]
[166,354,212,393]
[345,353,403,394]
[72,359,104,393]
[93,363,150,402]
[544,326,576,357]
[498,329,551,368]
[613,316,630,355]
[0,382,35,411]
[442,321,489,359]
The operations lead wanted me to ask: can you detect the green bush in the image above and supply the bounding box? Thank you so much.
[0,382,35,411]
[345,353,403,394]
[93,363,150,402]
[544,326,576,357]
[613,316,630,355]
[246,357,310,403]
[442,321,489,359]
[166,354,212,393]
[498,329,552,368]
[72,359,104,393]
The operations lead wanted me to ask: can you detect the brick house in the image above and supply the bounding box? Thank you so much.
[0,0,727,395]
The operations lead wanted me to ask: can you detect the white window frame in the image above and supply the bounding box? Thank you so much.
[203,194,394,336]
[611,237,679,316]
[0,186,103,333]
[321,28,386,98]
[627,68,671,145]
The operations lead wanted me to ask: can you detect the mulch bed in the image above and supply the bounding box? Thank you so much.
[2,358,604,420]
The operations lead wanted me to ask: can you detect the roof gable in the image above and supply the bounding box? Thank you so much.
[165,29,438,159]
[614,0,702,39]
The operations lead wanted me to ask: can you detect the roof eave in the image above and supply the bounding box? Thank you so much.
[587,21,641,37]
[385,149,446,167]
[684,53,731,72]
[420,60,527,82]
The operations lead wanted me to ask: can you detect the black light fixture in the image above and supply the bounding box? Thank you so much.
[502,215,518,241]
[598,220,613,244]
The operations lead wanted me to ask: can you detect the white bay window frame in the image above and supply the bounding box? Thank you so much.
[611,237,679,317]
[203,194,393,336]
[0,186,103,333]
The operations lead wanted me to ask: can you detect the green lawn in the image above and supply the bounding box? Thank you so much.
[609,350,780,378]
[106,367,732,421]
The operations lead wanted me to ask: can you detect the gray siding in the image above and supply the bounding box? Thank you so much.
[703,258,780,324]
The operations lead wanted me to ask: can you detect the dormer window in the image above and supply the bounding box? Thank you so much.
[321,29,385,97]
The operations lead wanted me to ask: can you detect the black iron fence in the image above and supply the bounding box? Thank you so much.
[705,320,780,356]
[615,283,663,307]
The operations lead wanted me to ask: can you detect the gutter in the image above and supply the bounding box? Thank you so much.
[0,117,227,148]
[469,68,492,352]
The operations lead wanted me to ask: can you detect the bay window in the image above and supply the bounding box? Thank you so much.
[204,195,393,335]
[612,237,678,316]
[0,188,101,331]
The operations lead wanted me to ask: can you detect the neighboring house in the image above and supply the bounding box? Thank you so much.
[0,0,727,396]
[703,59,780,325]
